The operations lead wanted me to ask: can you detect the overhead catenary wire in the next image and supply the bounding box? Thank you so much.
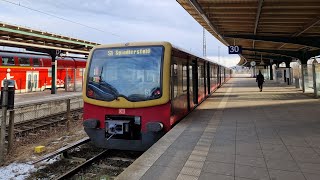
[0,0,121,38]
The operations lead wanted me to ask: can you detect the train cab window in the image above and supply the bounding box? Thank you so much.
[33,58,40,66]
[19,57,30,66]
[87,46,164,102]
[2,56,15,66]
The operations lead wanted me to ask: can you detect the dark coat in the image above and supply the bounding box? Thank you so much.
[256,74,264,84]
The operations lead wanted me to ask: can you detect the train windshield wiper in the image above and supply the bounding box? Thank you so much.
[97,80,119,99]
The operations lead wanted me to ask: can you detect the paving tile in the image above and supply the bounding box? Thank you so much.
[185,160,205,169]
[312,147,320,155]
[163,148,192,159]
[281,138,310,147]
[288,147,318,155]
[304,173,320,180]
[259,138,284,145]
[154,154,188,169]
[236,142,261,150]
[203,161,234,176]
[170,141,197,150]
[202,132,216,138]
[206,152,235,164]
[140,165,180,180]
[199,172,234,180]
[181,166,202,177]
[262,150,293,161]
[260,143,287,151]
[196,142,211,148]
[198,138,213,144]
[212,139,235,146]
[189,154,207,162]
[235,155,266,167]
[133,151,162,167]
[191,150,208,157]
[210,145,236,154]
[269,169,305,180]
[297,162,320,174]
[116,164,150,180]
[266,159,300,171]
[235,177,257,180]
[194,146,210,152]
[176,174,198,180]
[291,153,320,164]
[236,148,264,158]
[235,164,269,180]
[305,137,320,148]
[236,137,259,143]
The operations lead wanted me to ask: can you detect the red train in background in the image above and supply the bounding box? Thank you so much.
[0,51,86,93]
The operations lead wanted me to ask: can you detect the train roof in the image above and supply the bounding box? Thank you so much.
[90,41,227,68]
[0,51,86,61]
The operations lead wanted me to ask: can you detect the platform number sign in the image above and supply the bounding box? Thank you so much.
[228,46,242,54]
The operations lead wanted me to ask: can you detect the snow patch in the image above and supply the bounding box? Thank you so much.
[0,162,35,180]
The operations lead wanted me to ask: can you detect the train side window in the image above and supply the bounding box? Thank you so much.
[2,56,15,66]
[33,58,40,66]
[19,57,30,66]
[182,65,187,92]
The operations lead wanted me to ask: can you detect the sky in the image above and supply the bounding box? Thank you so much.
[0,0,240,67]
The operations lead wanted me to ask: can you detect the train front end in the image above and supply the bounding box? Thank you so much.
[83,42,172,151]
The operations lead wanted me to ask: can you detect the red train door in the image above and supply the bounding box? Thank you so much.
[26,71,39,92]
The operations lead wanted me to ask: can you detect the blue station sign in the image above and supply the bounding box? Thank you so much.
[228,45,242,54]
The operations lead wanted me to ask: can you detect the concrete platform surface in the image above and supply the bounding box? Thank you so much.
[116,78,320,180]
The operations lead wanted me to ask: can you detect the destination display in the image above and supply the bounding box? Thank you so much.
[107,48,151,56]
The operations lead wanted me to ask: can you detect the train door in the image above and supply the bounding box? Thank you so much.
[26,71,39,92]
[192,60,198,105]
[207,62,210,94]
[217,66,221,86]
[203,63,207,96]
[188,60,194,109]
[182,60,190,112]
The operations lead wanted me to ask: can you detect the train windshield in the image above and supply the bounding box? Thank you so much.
[87,46,163,102]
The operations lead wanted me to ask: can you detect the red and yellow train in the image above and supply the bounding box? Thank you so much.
[83,42,231,151]
[0,51,86,92]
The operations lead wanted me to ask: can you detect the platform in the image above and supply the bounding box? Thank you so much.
[116,78,320,180]
[14,89,81,107]
[0,90,83,125]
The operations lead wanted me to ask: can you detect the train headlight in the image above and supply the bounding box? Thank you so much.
[83,119,99,129]
[134,116,141,125]
[146,122,163,132]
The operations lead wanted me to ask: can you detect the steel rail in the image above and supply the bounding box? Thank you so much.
[32,137,90,164]
[56,149,109,180]
[5,108,83,138]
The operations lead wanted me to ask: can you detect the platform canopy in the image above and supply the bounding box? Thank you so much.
[0,22,100,55]
[177,0,320,66]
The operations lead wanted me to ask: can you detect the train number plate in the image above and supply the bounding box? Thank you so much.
[119,109,126,114]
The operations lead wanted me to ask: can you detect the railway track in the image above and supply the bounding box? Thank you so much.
[29,137,142,180]
[57,149,109,179]
[5,108,83,138]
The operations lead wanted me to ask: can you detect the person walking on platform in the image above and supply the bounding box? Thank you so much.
[256,70,264,92]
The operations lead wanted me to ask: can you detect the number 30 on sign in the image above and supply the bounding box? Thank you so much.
[228,46,242,54]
